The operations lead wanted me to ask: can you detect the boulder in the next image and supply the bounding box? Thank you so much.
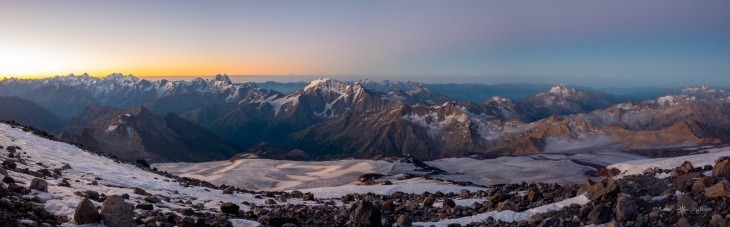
[676,194,697,211]
[220,202,239,214]
[74,198,100,224]
[349,201,382,227]
[692,177,710,192]
[265,199,277,205]
[676,172,701,192]
[29,178,48,192]
[100,195,134,227]
[615,194,638,222]
[588,178,620,201]
[588,204,613,224]
[714,158,730,178]
[705,180,730,198]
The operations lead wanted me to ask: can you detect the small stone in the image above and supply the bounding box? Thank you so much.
[132,187,146,195]
[222,186,235,194]
[265,199,277,205]
[459,189,470,198]
[144,195,161,203]
[443,198,456,208]
[423,197,435,207]
[495,201,518,211]
[135,203,153,210]
[680,161,694,171]
[220,202,239,214]
[675,217,691,227]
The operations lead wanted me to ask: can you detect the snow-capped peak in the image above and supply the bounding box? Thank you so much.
[213,74,232,84]
[547,84,576,96]
[103,73,139,83]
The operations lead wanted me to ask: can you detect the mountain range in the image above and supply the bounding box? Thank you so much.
[0,74,728,162]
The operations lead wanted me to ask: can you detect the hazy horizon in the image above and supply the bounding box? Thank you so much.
[2,1,729,87]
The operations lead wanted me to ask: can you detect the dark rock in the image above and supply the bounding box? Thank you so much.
[132,187,146,195]
[74,198,101,224]
[396,215,412,226]
[144,195,161,203]
[37,169,52,177]
[178,208,195,216]
[220,202,239,214]
[710,214,726,227]
[615,194,638,222]
[0,167,7,177]
[350,201,382,227]
[588,178,620,201]
[265,199,277,205]
[268,217,298,226]
[676,217,690,227]
[0,183,8,196]
[135,203,153,210]
[178,216,194,227]
[423,197,435,207]
[443,198,456,208]
[2,176,14,184]
[58,179,71,187]
[676,194,696,211]
[705,180,730,198]
[100,195,134,227]
[588,205,613,224]
[676,172,701,192]
[61,163,72,170]
[2,160,16,169]
[222,186,235,194]
[29,178,48,192]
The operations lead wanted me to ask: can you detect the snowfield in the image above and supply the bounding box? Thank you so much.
[608,146,730,178]
[0,123,270,226]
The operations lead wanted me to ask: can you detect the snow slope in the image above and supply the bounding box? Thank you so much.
[608,146,730,177]
[0,123,288,226]
[415,194,590,226]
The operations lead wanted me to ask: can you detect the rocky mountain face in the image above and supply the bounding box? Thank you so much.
[0,96,65,132]
[1,74,729,162]
[59,105,238,162]
[517,84,632,121]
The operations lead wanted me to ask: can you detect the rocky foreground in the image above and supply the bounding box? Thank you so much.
[0,122,729,226]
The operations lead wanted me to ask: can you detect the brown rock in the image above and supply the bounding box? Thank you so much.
[675,172,701,192]
[691,176,710,192]
[714,159,730,178]
[349,201,382,227]
[495,201,518,211]
[676,194,697,211]
[710,214,726,227]
[705,180,730,198]
[443,198,456,208]
[74,198,100,224]
[29,178,48,192]
[680,161,694,171]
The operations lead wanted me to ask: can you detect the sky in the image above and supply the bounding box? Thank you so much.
[1,0,729,87]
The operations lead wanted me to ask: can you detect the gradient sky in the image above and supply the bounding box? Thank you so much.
[1,1,729,87]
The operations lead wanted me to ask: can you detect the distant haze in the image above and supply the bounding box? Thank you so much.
[1,0,729,87]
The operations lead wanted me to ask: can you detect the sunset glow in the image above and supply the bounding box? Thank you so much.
[1,0,729,86]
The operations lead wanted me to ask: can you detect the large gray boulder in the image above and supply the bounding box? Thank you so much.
[100,195,134,227]
[29,178,48,192]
